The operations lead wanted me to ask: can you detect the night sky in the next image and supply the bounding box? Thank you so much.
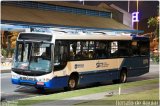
[71,1,159,20]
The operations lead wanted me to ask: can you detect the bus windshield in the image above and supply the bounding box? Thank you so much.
[13,41,52,72]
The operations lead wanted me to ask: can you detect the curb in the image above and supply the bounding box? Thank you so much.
[0,70,11,73]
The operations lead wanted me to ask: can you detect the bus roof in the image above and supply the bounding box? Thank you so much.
[54,32,132,40]
[18,32,149,42]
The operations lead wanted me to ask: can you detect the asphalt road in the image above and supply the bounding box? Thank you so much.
[1,64,159,101]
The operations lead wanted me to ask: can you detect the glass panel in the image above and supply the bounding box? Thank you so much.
[118,41,131,57]
[131,41,139,56]
[88,41,95,59]
[82,41,89,59]
[139,41,149,56]
[23,44,29,62]
[17,44,23,62]
[69,41,96,60]
[29,43,51,72]
[3,1,112,18]
[95,41,107,58]
[111,41,118,57]
[13,42,52,72]
[69,41,77,60]
[54,41,68,71]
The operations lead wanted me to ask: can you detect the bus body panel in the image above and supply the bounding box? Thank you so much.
[78,70,120,84]
[11,56,149,89]
[119,57,149,77]
[44,76,69,89]
[52,58,122,76]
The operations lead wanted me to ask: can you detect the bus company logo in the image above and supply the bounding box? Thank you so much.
[96,61,109,68]
[75,64,84,69]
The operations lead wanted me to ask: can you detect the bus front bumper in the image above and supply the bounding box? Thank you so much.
[11,76,68,89]
[11,78,53,89]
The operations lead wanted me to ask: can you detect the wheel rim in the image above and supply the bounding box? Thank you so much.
[69,79,76,88]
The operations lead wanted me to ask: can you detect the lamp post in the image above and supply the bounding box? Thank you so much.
[79,0,84,5]
[136,0,139,30]
[128,0,130,12]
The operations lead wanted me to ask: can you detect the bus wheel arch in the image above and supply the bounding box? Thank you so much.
[67,72,79,90]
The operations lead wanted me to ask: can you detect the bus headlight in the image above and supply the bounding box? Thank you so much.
[12,75,20,79]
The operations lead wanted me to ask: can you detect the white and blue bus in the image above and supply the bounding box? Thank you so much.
[11,32,150,90]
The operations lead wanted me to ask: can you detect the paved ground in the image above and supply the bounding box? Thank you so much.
[0,62,12,73]
[1,64,159,102]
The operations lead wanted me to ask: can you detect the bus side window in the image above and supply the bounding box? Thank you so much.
[54,41,68,71]
[81,41,90,59]
[139,41,149,56]
[110,41,118,58]
[131,41,139,56]
[118,41,131,57]
[74,41,81,59]
[69,41,96,60]
[95,41,107,59]
[88,41,95,59]
[69,41,77,60]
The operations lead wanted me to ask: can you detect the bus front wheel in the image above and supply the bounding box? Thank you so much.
[67,75,78,90]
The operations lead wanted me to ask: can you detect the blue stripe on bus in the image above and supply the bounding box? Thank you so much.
[12,78,19,84]
[44,76,69,89]
[11,76,69,89]
[12,78,36,86]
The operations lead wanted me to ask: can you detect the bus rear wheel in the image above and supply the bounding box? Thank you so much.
[113,70,127,84]
[120,70,127,83]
